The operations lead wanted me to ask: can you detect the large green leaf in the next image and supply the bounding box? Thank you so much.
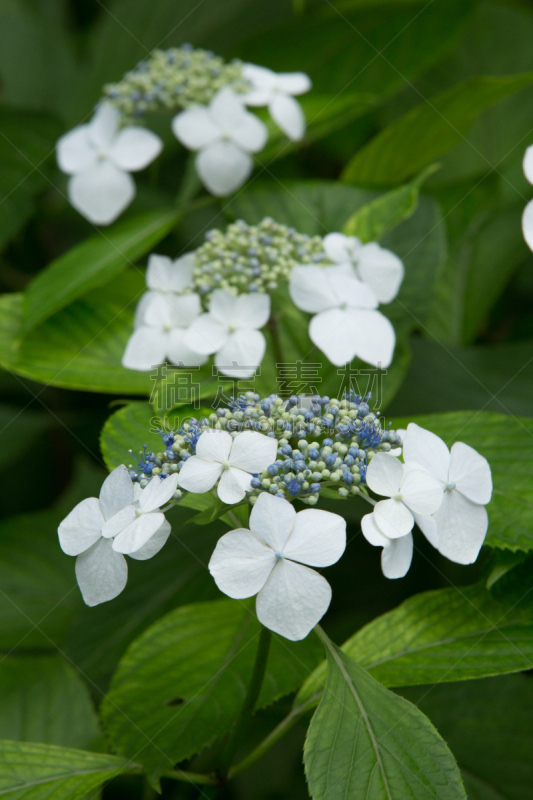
[343,73,533,187]
[0,107,61,253]
[102,599,323,784]
[0,656,99,748]
[303,633,466,800]
[23,208,180,333]
[0,741,134,800]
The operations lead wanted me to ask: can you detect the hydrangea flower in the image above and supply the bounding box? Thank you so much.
[402,423,492,564]
[241,64,312,141]
[58,466,173,606]
[143,252,195,296]
[323,232,404,304]
[56,104,162,225]
[209,492,346,640]
[361,513,413,579]
[185,289,270,378]
[172,88,267,196]
[122,292,207,371]
[289,264,395,367]
[178,429,277,504]
[522,145,533,251]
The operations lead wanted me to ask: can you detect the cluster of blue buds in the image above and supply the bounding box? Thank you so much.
[127,392,402,507]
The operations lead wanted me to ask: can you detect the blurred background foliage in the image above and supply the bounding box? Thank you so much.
[1,0,533,798]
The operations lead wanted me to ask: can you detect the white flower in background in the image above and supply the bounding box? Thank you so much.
[122,292,207,371]
[178,429,277,504]
[185,289,270,378]
[403,423,492,564]
[209,492,346,640]
[323,233,404,304]
[144,252,195,296]
[241,64,312,141]
[172,88,268,196]
[289,265,395,367]
[522,145,533,251]
[361,513,413,579]
[58,466,173,606]
[56,104,162,225]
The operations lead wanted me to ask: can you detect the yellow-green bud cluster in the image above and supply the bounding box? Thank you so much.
[193,218,326,295]
[101,45,249,124]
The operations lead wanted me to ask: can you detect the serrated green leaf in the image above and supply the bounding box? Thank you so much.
[101,599,323,784]
[23,208,180,333]
[304,632,466,800]
[0,740,135,799]
[342,73,533,187]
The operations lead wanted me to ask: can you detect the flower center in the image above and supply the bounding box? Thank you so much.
[135,508,144,517]
[445,481,456,492]
[221,460,231,470]
[275,551,284,560]
[228,323,237,333]
[393,492,403,502]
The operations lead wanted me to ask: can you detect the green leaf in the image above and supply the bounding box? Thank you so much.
[0,107,61,253]
[342,165,439,242]
[0,740,134,800]
[0,656,99,748]
[102,599,323,784]
[296,579,533,706]
[401,674,533,800]
[23,208,180,333]
[343,73,533,187]
[0,405,50,469]
[303,633,466,800]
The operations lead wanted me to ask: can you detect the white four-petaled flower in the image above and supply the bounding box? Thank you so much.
[289,265,395,367]
[242,64,311,141]
[209,492,346,640]
[178,430,277,504]
[323,232,404,304]
[172,88,267,196]
[185,289,270,378]
[402,423,492,564]
[56,104,162,225]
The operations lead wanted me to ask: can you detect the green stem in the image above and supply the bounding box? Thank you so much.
[225,509,243,528]
[216,625,272,780]
[162,768,218,785]
[227,692,321,780]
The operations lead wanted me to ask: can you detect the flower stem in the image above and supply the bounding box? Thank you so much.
[161,768,218,785]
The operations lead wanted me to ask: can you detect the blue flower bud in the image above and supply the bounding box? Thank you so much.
[267,464,279,476]
[281,444,293,456]
[261,401,271,416]
[323,438,334,447]
[343,472,353,486]
[321,396,330,406]
[310,483,321,493]
[250,478,262,489]
[324,453,336,466]
[308,448,319,460]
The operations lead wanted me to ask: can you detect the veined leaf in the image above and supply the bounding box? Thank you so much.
[304,631,466,800]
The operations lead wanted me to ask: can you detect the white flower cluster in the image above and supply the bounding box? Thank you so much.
[58,420,491,640]
[55,45,312,224]
[123,224,404,376]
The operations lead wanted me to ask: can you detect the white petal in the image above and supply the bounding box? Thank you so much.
[323,232,360,265]
[109,126,162,171]
[122,327,167,371]
[402,423,450,485]
[112,511,165,554]
[177,455,223,494]
[217,467,253,504]
[329,270,378,309]
[309,308,357,366]
[58,498,104,556]
[522,199,533,251]
[215,329,265,378]
[146,252,195,293]
[133,291,156,327]
[210,88,267,152]
[523,144,533,184]
[269,93,305,141]
[196,429,233,462]
[101,504,137,539]
[229,430,278,473]
[374,498,414,539]
[449,442,492,505]
[88,104,120,149]
[284,508,346,567]
[242,64,278,95]
[234,293,271,329]
[167,328,208,367]
[435,490,488,565]
[209,528,276,598]
[208,289,237,323]
[357,243,404,304]
[276,72,312,96]
[413,512,439,549]
[229,109,268,153]
[185,313,228,355]
[366,452,403,497]
[75,538,127,607]
[196,140,253,196]
[249,492,296,553]
[289,266,339,313]
[99,465,134,521]
[139,473,179,512]
[401,468,444,516]
[381,533,413,579]
[256,559,331,641]
[56,126,97,174]
[346,309,396,369]
[143,293,201,329]
[171,105,221,150]
[129,519,171,560]
[68,162,135,225]
[361,512,389,547]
